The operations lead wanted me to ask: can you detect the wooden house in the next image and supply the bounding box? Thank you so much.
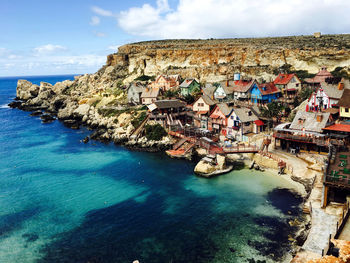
[208,103,233,135]
[141,88,160,105]
[220,79,257,101]
[149,75,181,91]
[148,99,186,127]
[127,83,145,105]
[179,78,200,96]
[273,73,301,103]
[250,83,281,104]
[305,67,333,86]
[306,82,346,112]
[226,107,261,139]
[337,86,350,119]
[193,95,216,130]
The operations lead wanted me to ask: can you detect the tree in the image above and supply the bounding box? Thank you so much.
[260,101,285,119]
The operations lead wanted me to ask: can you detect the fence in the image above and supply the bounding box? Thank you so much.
[258,151,294,174]
[321,201,350,256]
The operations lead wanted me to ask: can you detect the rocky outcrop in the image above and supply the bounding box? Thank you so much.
[11,74,171,150]
[107,35,350,83]
[194,155,233,177]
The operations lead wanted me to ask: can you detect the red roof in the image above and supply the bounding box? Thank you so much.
[197,111,208,115]
[258,83,280,96]
[254,120,265,126]
[323,124,350,133]
[273,73,295,85]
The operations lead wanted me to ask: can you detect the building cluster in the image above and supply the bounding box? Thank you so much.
[126,67,350,205]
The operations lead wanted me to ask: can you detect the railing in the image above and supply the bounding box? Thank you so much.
[223,144,259,153]
[274,132,345,147]
[258,151,293,174]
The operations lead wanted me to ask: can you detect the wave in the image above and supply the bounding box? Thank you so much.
[0,103,10,109]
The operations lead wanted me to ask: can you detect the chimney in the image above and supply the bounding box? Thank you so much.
[316,114,323,122]
[226,80,229,87]
[338,82,344,90]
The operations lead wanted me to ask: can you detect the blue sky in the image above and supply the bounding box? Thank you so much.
[1,0,349,76]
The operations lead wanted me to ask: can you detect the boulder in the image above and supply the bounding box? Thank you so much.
[16,80,39,100]
[40,114,56,123]
[57,101,78,120]
[73,104,90,119]
[194,160,216,176]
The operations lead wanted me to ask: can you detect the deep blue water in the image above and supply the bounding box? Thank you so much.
[0,75,303,263]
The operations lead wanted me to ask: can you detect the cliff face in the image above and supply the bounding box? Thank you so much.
[107,34,350,83]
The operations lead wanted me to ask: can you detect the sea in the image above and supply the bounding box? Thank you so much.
[0,75,304,263]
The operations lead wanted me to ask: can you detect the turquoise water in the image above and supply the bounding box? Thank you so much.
[0,76,303,263]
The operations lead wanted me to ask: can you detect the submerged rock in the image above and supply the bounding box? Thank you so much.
[40,114,56,123]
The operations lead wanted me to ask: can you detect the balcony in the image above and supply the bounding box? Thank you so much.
[274,132,345,146]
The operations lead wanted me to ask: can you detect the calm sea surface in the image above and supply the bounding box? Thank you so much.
[0,75,303,263]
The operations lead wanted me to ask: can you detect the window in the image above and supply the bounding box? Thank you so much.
[346,108,349,113]
[296,84,299,87]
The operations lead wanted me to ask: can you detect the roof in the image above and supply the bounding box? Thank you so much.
[202,94,216,106]
[153,99,186,109]
[179,78,198,88]
[233,107,259,123]
[156,74,180,83]
[337,89,350,108]
[290,111,331,133]
[141,88,160,98]
[254,120,265,126]
[323,124,350,133]
[305,67,333,84]
[217,103,233,116]
[221,79,256,93]
[320,83,345,99]
[258,83,281,96]
[202,84,217,97]
[273,74,296,85]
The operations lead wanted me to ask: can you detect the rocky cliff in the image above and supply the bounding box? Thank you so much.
[107,34,350,83]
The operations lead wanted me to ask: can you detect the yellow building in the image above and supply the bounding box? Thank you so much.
[338,88,350,118]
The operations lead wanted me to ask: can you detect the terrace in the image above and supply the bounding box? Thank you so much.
[325,152,350,188]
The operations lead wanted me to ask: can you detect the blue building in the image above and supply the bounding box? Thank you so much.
[250,83,281,104]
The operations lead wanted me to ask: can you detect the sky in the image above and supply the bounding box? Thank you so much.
[1,0,349,77]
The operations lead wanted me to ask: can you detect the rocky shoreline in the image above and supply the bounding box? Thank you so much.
[9,79,174,152]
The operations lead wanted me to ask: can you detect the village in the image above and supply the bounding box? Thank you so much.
[10,62,350,262]
[123,66,350,261]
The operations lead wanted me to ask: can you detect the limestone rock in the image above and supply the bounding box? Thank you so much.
[194,160,216,175]
[16,80,40,100]
[73,104,90,119]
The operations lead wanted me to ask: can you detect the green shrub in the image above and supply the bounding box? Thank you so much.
[134,75,155,81]
[145,124,167,141]
[97,108,131,117]
[131,111,147,127]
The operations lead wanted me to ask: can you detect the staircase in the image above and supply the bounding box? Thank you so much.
[129,114,150,139]
[173,138,187,150]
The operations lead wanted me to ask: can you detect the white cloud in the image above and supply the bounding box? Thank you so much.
[117,0,350,38]
[90,16,100,26]
[91,6,114,17]
[107,45,120,51]
[34,44,67,54]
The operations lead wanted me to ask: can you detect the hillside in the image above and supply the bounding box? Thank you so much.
[106,34,350,83]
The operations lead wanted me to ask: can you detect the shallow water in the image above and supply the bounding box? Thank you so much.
[0,75,303,263]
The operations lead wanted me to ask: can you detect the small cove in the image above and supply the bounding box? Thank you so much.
[0,76,304,263]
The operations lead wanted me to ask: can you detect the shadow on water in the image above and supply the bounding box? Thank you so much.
[0,207,41,239]
[38,192,220,263]
[38,186,303,263]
